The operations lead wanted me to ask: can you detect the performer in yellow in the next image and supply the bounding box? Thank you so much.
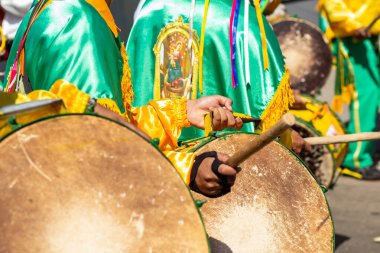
[1,0,243,196]
[318,0,380,180]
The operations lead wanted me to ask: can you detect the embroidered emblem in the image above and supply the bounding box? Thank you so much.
[153,16,200,100]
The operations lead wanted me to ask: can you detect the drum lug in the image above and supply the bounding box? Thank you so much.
[320,184,328,193]
[151,138,160,147]
[195,199,207,209]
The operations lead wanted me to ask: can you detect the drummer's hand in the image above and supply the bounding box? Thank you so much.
[354,27,371,40]
[291,130,312,154]
[290,89,306,109]
[186,95,243,130]
[94,103,152,141]
[193,152,240,196]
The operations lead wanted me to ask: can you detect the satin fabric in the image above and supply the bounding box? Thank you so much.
[4,0,125,112]
[318,0,380,169]
[2,0,196,184]
[127,0,291,140]
[318,0,380,40]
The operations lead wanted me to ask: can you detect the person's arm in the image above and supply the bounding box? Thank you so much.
[320,0,363,37]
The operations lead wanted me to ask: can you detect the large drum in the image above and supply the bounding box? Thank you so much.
[273,18,333,95]
[290,95,348,188]
[181,132,334,253]
[0,101,209,252]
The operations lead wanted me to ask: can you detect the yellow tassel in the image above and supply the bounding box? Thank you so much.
[204,112,213,136]
[331,95,343,113]
[260,70,294,130]
[97,98,122,115]
[120,45,135,114]
[254,0,269,70]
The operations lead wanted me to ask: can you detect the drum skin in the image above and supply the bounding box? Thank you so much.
[273,18,332,95]
[0,115,209,253]
[191,133,334,253]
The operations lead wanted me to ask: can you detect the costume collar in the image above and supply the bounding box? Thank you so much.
[85,0,119,37]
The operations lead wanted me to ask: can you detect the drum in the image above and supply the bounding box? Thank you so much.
[290,95,348,187]
[182,132,334,253]
[272,18,333,95]
[0,102,209,252]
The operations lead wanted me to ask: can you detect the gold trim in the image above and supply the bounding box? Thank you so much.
[153,16,200,100]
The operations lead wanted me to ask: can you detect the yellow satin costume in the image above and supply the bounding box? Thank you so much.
[318,0,380,41]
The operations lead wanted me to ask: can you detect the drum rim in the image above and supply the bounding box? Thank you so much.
[189,131,336,251]
[0,113,212,252]
[272,17,330,45]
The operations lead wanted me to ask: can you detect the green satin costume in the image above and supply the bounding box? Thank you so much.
[318,0,380,169]
[3,0,126,113]
[127,0,293,140]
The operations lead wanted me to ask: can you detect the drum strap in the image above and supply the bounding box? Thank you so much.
[190,151,231,197]
[6,0,53,93]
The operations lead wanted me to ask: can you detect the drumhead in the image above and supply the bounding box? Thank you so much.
[0,114,209,252]
[192,133,334,253]
[273,18,332,95]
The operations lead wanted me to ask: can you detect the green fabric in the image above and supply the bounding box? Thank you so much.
[341,37,380,169]
[3,0,125,113]
[127,0,286,140]
[319,14,355,96]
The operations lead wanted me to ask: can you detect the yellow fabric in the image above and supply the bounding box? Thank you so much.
[0,80,88,113]
[164,151,196,185]
[199,0,210,94]
[130,98,194,182]
[279,129,293,149]
[260,69,294,130]
[318,0,380,39]
[85,0,119,37]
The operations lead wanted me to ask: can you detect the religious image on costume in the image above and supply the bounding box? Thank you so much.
[153,16,199,100]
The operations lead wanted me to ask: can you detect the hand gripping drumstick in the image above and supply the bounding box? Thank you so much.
[225,113,295,167]
[305,132,380,146]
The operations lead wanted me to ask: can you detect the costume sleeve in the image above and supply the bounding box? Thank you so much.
[320,0,362,37]
[130,98,195,184]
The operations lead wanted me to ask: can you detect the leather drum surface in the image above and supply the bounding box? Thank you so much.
[273,18,333,95]
[0,114,209,253]
[192,133,334,253]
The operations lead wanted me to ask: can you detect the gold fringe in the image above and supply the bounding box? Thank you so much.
[331,95,343,113]
[120,45,135,114]
[260,70,294,130]
[97,98,122,114]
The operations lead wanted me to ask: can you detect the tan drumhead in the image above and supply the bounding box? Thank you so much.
[273,18,332,95]
[192,133,334,253]
[0,115,209,253]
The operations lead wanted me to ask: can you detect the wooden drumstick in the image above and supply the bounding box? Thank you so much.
[305,132,380,146]
[365,14,380,32]
[226,113,295,167]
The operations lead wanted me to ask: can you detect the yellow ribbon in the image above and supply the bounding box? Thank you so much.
[199,0,210,94]
[254,0,269,70]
